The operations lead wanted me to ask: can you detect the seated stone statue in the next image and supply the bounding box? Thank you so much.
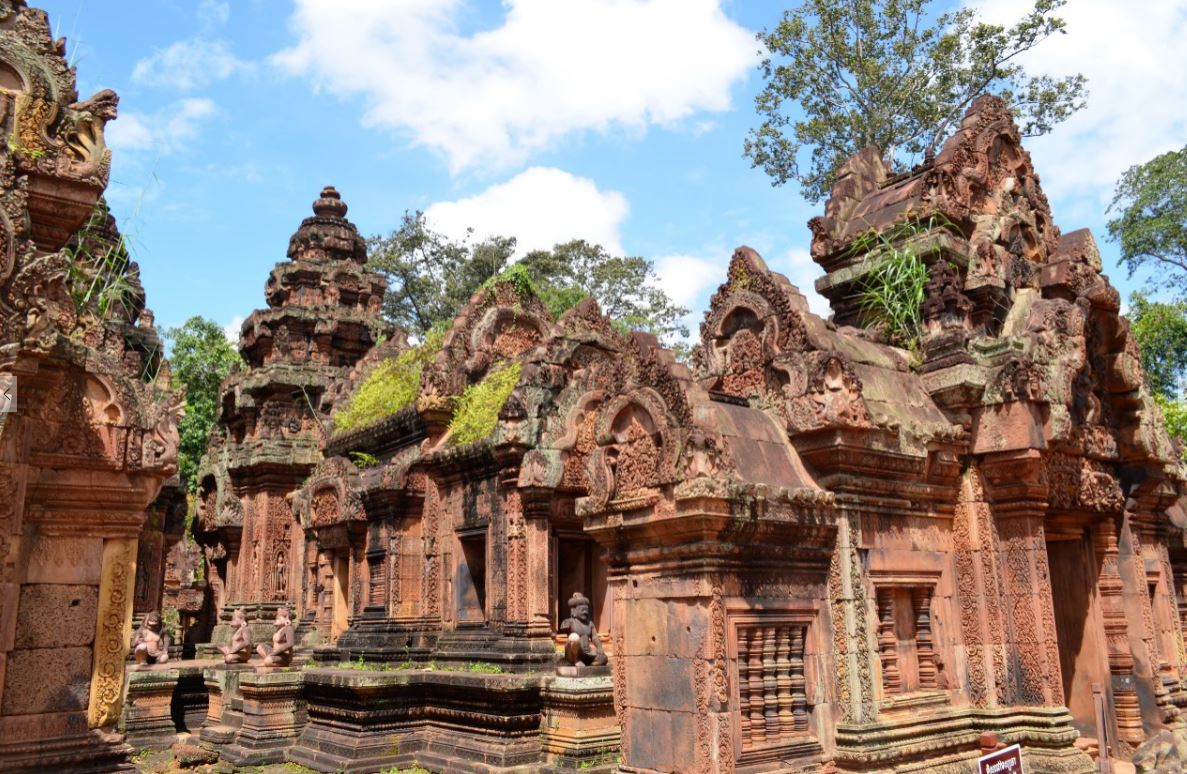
[217,608,252,664]
[256,607,294,667]
[559,592,607,667]
[131,611,170,666]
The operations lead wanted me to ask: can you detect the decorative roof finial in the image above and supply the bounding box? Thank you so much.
[313,186,347,219]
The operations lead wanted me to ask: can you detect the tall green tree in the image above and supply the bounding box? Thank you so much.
[1128,292,1187,445]
[368,211,516,336]
[746,0,1087,202]
[1129,293,1187,400]
[1107,144,1187,295]
[166,317,241,492]
[367,213,688,345]
[520,240,689,342]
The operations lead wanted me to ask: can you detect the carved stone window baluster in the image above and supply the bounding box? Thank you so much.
[913,586,936,689]
[790,625,808,731]
[747,627,765,747]
[877,588,901,694]
[776,626,794,735]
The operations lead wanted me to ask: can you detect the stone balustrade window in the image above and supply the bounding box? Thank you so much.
[875,584,937,696]
[727,611,818,764]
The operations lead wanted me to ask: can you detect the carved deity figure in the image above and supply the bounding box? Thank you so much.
[256,607,295,667]
[131,611,170,666]
[218,608,252,664]
[559,592,607,666]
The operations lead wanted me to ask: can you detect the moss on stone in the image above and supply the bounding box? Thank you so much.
[334,328,445,433]
[447,361,521,445]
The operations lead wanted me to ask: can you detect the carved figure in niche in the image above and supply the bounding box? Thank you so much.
[218,608,252,664]
[809,355,866,426]
[559,592,607,666]
[274,549,287,597]
[131,611,170,666]
[934,653,950,690]
[257,606,295,667]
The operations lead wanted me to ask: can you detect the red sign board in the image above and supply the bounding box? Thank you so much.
[978,744,1024,774]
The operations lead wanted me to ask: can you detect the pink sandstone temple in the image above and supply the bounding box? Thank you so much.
[1,2,1186,773]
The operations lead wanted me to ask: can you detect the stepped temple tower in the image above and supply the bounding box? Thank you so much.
[193,187,390,648]
[0,2,180,771]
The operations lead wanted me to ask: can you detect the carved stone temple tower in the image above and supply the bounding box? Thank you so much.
[194,187,389,647]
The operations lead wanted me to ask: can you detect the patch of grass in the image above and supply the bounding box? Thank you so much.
[446,361,521,445]
[334,327,446,433]
[379,766,434,774]
[846,212,955,351]
[465,661,504,674]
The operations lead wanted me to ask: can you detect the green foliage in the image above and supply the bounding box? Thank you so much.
[333,327,446,433]
[348,451,381,468]
[464,661,504,674]
[367,213,688,348]
[368,211,516,337]
[746,0,1087,202]
[447,362,522,446]
[1128,292,1187,400]
[1155,395,1187,448]
[519,240,690,342]
[164,316,242,493]
[847,216,950,350]
[1108,145,1187,295]
[64,200,141,323]
[379,766,434,774]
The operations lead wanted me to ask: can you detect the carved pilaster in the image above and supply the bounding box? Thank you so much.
[1095,520,1143,744]
[88,537,137,727]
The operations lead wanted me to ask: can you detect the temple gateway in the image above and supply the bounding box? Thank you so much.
[1,2,1186,773]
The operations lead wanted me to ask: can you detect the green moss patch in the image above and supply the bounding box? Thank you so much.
[334,328,445,433]
[447,361,521,445]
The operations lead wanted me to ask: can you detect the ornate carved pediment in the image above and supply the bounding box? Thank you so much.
[785,352,870,432]
[293,455,365,529]
[421,277,553,403]
[697,247,809,399]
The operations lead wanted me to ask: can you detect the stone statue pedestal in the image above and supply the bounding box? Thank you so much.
[199,663,253,746]
[221,669,306,766]
[120,667,180,750]
[554,663,611,678]
[540,674,619,773]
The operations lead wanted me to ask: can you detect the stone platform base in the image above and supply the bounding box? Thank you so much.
[832,706,1096,774]
[0,713,136,773]
[288,668,547,773]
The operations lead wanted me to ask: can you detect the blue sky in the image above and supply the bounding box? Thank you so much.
[37,0,1187,344]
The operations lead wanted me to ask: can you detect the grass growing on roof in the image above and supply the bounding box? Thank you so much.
[334,327,446,433]
[447,361,521,445]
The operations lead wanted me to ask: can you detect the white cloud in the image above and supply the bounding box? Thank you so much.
[274,0,757,172]
[108,97,218,157]
[132,39,250,91]
[965,0,1187,209]
[425,167,629,257]
[223,315,245,343]
[653,254,722,310]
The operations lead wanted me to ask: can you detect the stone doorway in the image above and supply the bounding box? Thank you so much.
[1046,529,1111,739]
